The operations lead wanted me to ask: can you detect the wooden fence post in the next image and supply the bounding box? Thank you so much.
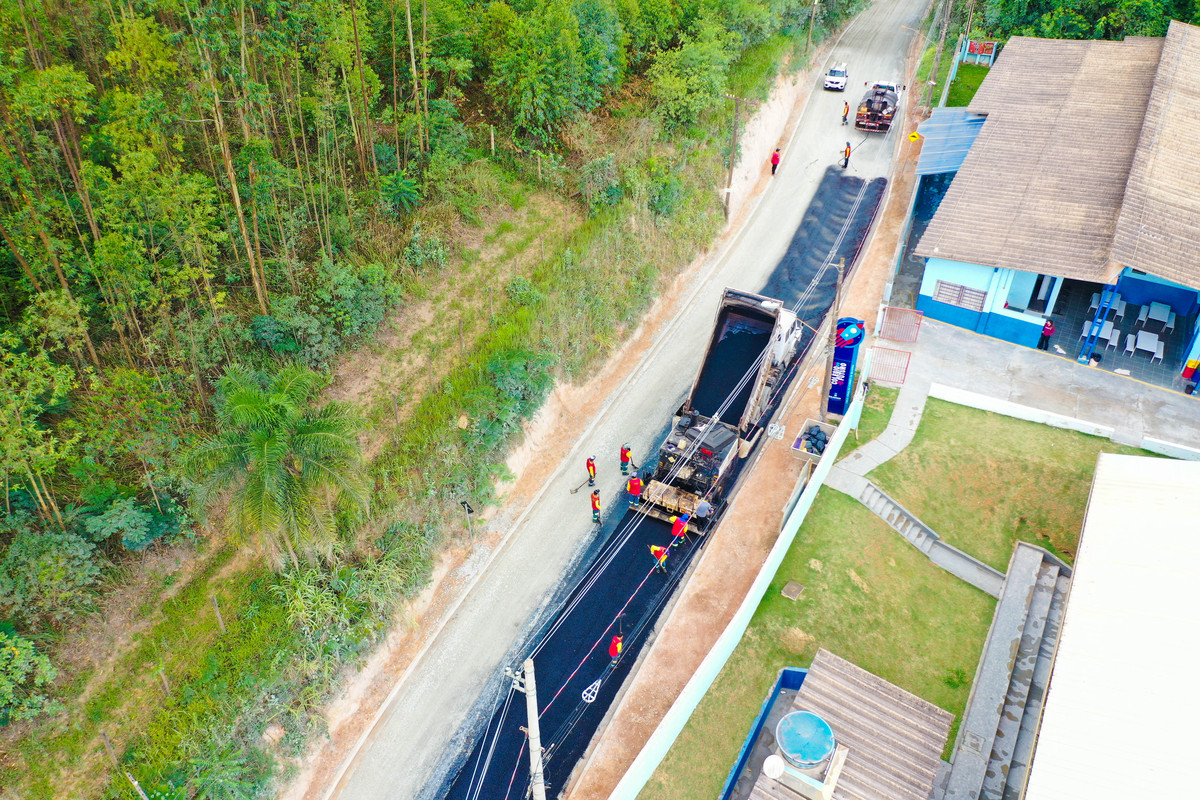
[210,594,226,634]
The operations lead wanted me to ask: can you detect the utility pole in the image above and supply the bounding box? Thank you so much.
[821,259,846,422]
[805,1,821,54]
[507,659,547,800]
[723,95,740,219]
[460,500,475,548]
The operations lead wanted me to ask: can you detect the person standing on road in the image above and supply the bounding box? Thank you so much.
[609,634,623,663]
[625,474,643,507]
[586,455,596,487]
[770,148,781,175]
[649,545,669,573]
[619,445,633,475]
[1038,319,1055,350]
[841,141,851,169]
[590,489,602,523]
[670,513,690,545]
[842,101,849,126]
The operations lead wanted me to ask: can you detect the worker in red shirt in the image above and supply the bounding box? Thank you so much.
[586,456,596,487]
[842,101,849,126]
[590,489,601,524]
[609,634,623,663]
[649,544,669,573]
[770,148,781,175]
[625,474,643,507]
[670,513,690,546]
[619,445,632,475]
[841,141,851,169]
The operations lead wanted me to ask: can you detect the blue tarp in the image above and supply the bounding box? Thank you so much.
[916,108,986,175]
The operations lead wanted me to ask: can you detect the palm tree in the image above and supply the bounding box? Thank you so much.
[187,365,368,569]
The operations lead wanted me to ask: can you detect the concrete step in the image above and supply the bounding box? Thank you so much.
[1002,572,1071,800]
[980,563,1059,800]
[942,544,1044,800]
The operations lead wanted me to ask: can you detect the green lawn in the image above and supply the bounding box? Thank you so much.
[946,63,990,107]
[849,384,899,447]
[639,489,995,800]
[870,399,1160,571]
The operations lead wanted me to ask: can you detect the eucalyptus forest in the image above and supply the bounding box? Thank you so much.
[0,0,1193,796]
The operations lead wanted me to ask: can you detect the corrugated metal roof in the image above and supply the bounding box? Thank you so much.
[915,108,987,175]
[750,649,951,800]
[1024,454,1200,799]
[1111,22,1200,290]
[915,35,1164,283]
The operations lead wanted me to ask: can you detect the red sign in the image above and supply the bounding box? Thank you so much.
[967,40,997,55]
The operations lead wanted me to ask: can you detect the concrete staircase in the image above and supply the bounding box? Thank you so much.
[851,481,1005,598]
[937,543,1072,800]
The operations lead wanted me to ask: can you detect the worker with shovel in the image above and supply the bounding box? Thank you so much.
[625,473,643,507]
[649,544,669,573]
[586,456,597,487]
[619,445,633,475]
[590,489,602,524]
[609,634,623,663]
[669,513,690,546]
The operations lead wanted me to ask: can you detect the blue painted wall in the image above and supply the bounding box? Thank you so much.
[1118,271,1200,316]
[983,312,1041,347]
[916,293,985,330]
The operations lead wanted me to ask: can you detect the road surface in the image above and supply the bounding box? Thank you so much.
[328,0,928,796]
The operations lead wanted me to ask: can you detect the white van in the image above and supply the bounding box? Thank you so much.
[824,63,848,91]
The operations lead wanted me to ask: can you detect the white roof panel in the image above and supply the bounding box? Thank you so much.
[1024,454,1200,799]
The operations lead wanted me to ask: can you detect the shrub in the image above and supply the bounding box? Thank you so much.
[82,496,185,551]
[0,629,59,723]
[0,512,100,626]
[249,315,299,354]
[580,153,623,213]
[505,277,544,307]
[404,225,449,276]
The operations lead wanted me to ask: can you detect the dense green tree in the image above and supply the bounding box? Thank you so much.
[186,365,367,569]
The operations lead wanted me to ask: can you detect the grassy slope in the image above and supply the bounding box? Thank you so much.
[849,384,899,447]
[870,399,1159,570]
[640,490,995,800]
[946,63,990,106]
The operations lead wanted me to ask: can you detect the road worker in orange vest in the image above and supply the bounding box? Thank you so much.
[650,544,669,572]
[625,474,643,507]
[586,456,597,487]
[590,489,601,524]
[670,512,690,546]
[619,445,633,475]
[609,634,623,663]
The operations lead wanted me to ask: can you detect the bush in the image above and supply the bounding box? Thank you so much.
[82,496,186,552]
[404,225,449,276]
[505,277,543,307]
[580,154,623,213]
[0,512,100,626]
[648,19,736,126]
[0,629,59,723]
[249,315,299,354]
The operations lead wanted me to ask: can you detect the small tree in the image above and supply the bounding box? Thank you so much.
[0,629,59,723]
[186,366,368,569]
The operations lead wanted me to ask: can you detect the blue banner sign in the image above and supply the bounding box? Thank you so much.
[827,317,865,416]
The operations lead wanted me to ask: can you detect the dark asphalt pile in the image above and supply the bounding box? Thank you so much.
[433,170,887,800]
[759,168,887,321]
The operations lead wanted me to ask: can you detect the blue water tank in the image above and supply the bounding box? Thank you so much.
[774,710,836,769]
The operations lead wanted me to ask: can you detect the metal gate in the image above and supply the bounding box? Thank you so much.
[880,307,923,342]
[868,346,911,384]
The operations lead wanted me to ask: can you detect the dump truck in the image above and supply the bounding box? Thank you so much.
[855,80,900,132]
[640,288,803,528]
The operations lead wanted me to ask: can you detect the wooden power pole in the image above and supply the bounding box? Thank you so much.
[508,658,547,800]
[821,258,846,421]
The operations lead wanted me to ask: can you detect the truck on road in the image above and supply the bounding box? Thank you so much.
[640,288,803,528]
[855,80,901,132]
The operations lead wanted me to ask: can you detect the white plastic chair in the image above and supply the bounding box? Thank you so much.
[1135,305,1149,328]
[1164,311,1176,335]
[1104,328,1121,351]
[1123,334,1136,356]
[1088,292,1100,313]
[1112,298,1126,321]
[1152,341,1164,364]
